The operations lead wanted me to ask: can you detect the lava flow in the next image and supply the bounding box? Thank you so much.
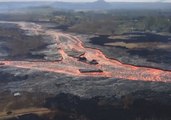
[0,21,171,82]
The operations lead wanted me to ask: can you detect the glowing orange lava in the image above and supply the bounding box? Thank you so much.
[0,21,171,82]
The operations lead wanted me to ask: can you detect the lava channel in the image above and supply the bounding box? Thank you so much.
[0,21,171,82]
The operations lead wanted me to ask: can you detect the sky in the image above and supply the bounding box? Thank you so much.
[0,0,171,2]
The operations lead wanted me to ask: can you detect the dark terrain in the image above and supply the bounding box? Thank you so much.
[86,32,171,70]
[0,21,170,120]
[0,1,171,120]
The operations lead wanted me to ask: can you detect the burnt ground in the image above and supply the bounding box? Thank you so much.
[0,23,171,120]
[84,32,171,70]
[0,23,62,61]
[0,66,171,120]
[6,91,171,120]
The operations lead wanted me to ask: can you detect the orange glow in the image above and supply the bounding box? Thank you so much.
[0,21,171,82]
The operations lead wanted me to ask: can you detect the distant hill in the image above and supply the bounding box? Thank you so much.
[51,0,171,10]
[0,0,171,11]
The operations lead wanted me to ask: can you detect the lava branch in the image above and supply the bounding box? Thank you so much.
[0,21,171,82]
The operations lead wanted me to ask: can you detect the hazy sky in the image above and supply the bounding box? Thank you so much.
[0,0,171,2]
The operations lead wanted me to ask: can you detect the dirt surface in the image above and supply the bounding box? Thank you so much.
[0,108,50,120]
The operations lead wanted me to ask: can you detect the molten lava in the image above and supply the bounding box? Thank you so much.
[0,21,171,82]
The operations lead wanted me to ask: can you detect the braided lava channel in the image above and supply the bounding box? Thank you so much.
[0,21,171,82]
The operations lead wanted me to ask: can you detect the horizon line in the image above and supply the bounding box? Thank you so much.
[0,1,170,3]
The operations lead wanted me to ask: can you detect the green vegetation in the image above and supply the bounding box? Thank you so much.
[50,10,171,35]
[1,8,170,35]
